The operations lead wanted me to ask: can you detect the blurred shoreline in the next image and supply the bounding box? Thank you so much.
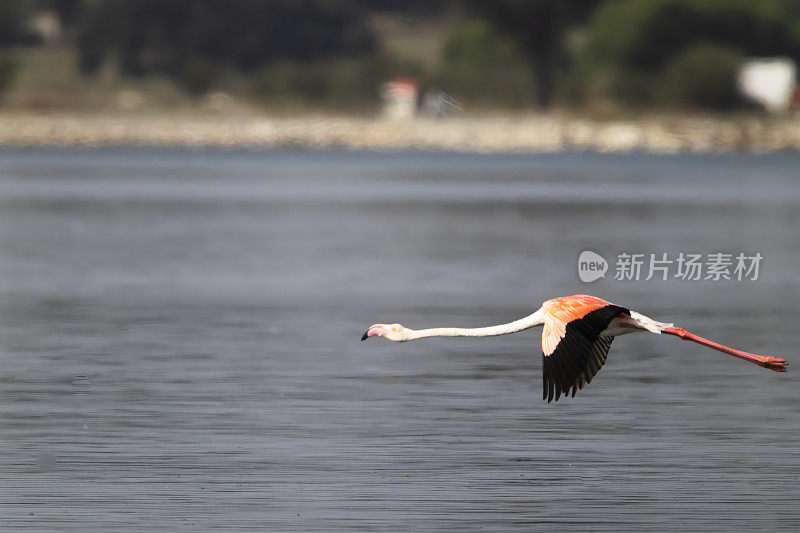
[1,112,799,153]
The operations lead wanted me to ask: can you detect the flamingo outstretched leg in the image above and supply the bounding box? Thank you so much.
[662,327,788,372]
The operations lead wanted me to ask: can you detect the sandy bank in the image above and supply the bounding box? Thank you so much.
[1,113,799,153]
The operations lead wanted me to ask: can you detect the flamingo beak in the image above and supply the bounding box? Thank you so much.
[361,325,387,341]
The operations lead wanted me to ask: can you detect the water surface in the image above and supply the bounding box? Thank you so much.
[1,149,798,531]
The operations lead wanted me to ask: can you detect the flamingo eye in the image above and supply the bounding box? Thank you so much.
[392,327,399,332]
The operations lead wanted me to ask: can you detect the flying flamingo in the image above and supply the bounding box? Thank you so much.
[361,294,787,402]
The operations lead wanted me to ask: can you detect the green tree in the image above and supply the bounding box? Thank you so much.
[77,0,376,93]
[0,0,26,100]
[436,20,534,107]
[468,0,603,109]
[659,44,744,109]
[0,0,28,45]
[586,0,800,70]
[581,0,800,106]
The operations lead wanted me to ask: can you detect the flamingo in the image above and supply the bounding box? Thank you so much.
[361,294,787,402]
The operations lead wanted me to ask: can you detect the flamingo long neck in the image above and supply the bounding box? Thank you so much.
[406,308,545,340]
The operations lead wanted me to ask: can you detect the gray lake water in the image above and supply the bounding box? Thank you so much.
[0,149,799,531]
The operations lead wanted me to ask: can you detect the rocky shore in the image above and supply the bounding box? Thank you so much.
[1,112,799,153]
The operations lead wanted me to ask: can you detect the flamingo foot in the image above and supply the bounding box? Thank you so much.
[755,355,788,372]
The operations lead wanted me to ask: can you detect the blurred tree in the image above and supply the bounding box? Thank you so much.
[581,0,800,106]
[0,54,17,98]
[77,0,376,93]
[356,0,453,16]
[658,44,744,109]
[436,20,534,107]
[468,0,603,109]
[38,0,85,34]
[177,58,220,96]
[443,20,524,69]
[0,0,28,45]
[586,0,800,71]
[0,0,28,100]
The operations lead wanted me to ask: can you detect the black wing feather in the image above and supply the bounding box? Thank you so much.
[542,305,628,402]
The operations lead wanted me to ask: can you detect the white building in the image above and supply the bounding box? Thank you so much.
[737,58,797,113]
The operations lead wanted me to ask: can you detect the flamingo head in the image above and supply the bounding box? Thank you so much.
[361,323,411,342]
